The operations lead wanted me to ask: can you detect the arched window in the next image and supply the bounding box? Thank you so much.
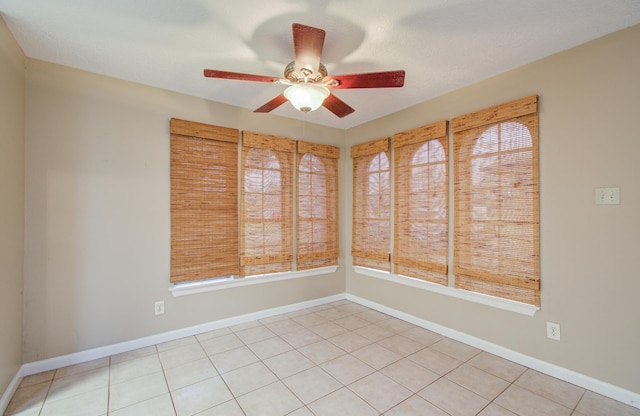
[297,142,339,270]
[393,121,449,284]
[241,133,294,276]
[351,138,391,271]
[453,95,540,305]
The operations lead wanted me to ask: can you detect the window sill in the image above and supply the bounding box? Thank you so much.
[169,266,339,297]
[352,266,539,316]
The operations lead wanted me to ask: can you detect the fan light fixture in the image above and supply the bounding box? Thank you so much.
[204,24,405,118]
[284,83,330,113]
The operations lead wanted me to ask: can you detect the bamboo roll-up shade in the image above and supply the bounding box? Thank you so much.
[453,97,540,306]
[352,138,391,271]
[392,121,448,148]
[298,140,340,159]
[170,119,239,283]
[243,131,296,152]
[393,121,449,285]
[241,132,294,276]
[351,137,390,158]
[170,118,239,143]
[451,95,538,133]
[297,142,339,270]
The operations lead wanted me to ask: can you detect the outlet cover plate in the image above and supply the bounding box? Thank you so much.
[154,301,165,315]
[547,322,561,340]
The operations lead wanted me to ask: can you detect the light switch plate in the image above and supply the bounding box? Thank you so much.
[595,187,620,205]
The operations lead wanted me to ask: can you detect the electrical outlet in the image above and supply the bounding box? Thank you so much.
[595,187,620,205]
[154,301,165,315]
[547,322,561,341]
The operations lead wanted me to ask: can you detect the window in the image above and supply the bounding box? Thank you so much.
[169,118,239,283]
[351,96,540,309]
[241,132,294,276]
[453,95,540,306]
[170,121,340,287]
[393,121,449,285]
[351,138,391,271]
[297,141,340,270]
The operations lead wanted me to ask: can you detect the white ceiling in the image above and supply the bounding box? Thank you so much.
[2,0,640,129]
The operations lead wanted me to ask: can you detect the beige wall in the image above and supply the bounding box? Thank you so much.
[23,59,347,362]
[0,17,25,393]
[345,25,640,393]
[18,20,640,396]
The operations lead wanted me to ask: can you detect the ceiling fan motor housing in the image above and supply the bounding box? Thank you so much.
[284,61,328,83]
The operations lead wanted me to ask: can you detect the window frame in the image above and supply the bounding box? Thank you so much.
[392,121,449,285]
[169,121,339,295]
[169,118,239,284]
[240,132,295,277]
[453,97,540,306]
[351,96,540,312]
[296,141,340,270]
[351,138,392,272]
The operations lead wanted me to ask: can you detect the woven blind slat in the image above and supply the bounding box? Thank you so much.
[454,266,540,290]
[241,254,293,266]
[297,143,339,270]
[394,256,448,275]
[352,139,391,272]
[170,119,239,283]
[393,121,449,285]
[351,250,390,262]
[297,250,339,262]
[241,133,294,276]
[454,99,540,306]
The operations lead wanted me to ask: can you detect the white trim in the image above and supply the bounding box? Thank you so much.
[12,291,640,410]
[346,293,640,409]
[0,367,24,415]
[169,266,339,297]
[353,266,539,317]
[21,293,345,376]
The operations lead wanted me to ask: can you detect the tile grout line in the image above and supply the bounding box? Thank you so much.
[106,356,111,415]
[157,343,181,416]
[198,333,247,416]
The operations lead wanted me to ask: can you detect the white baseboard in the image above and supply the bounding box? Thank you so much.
[8,292,639,412]
[21,293,346,376]
[0,367,24,415]
[346,293,640,410]
[6,295,344,414]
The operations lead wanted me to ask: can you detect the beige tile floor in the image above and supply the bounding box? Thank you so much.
[5,300,640,416]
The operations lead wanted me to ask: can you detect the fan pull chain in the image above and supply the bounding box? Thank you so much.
[302,112,307,138]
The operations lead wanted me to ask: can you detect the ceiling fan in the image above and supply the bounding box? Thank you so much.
[204,23,405,118]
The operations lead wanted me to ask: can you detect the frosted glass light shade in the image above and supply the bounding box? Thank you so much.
[284,83,330,113]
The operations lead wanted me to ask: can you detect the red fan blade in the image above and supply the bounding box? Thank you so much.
[204,69,281,83]
[327,70,405,89]
[323,94,355,118]
[254,94,288,113]
[292,23,325,76]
